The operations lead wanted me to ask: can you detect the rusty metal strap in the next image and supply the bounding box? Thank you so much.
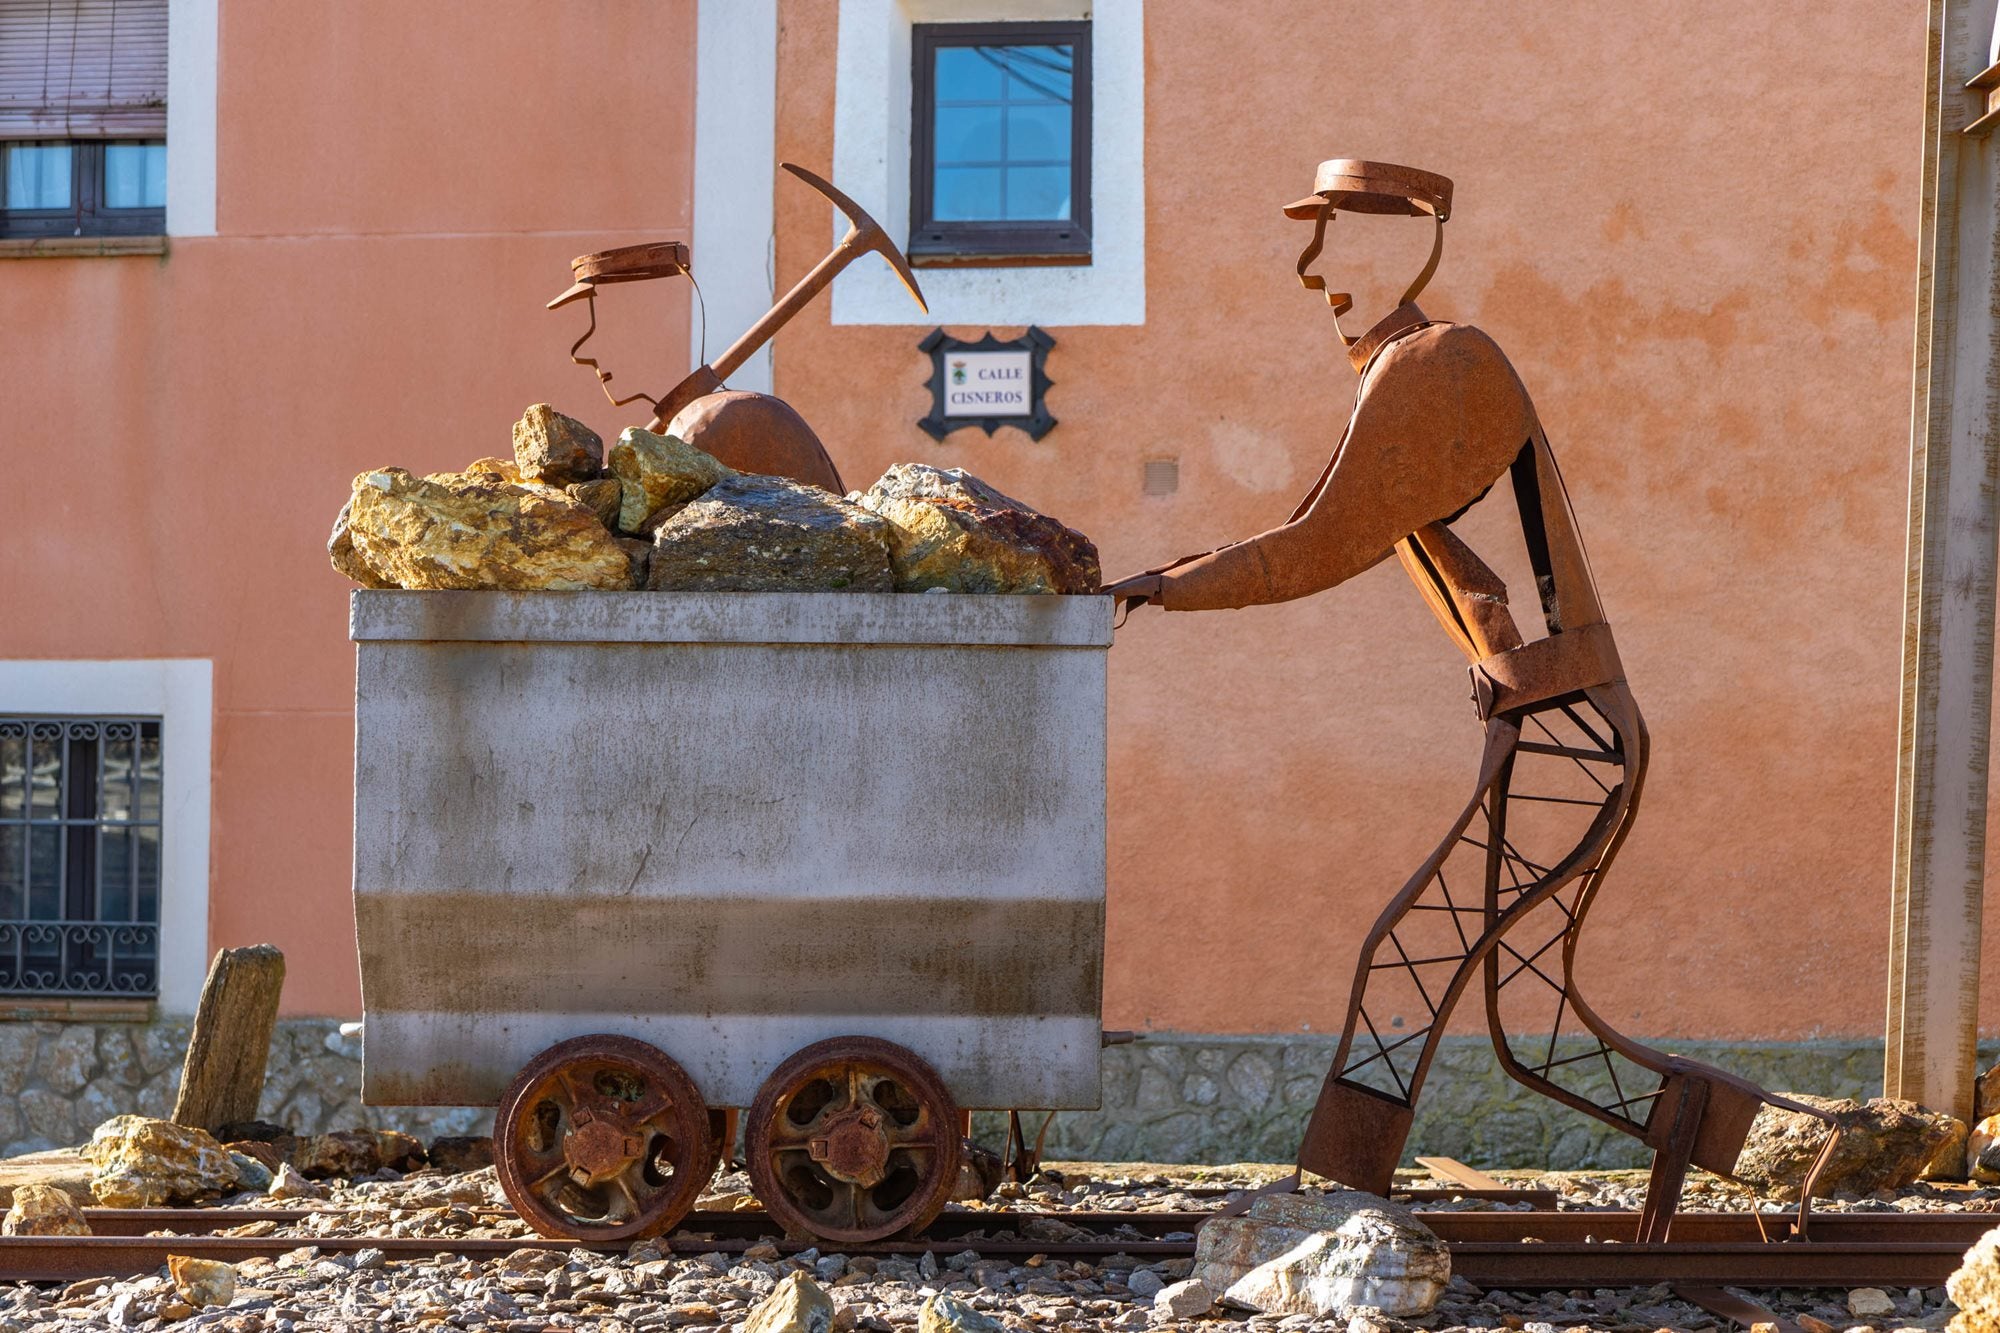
[1470,621,1624,720]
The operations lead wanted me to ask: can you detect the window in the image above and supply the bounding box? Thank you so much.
[0,0,168,239]
[0,717,162,997]
[909,21,1090,265]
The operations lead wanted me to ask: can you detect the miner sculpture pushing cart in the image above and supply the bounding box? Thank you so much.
[1106,158,1838,1238]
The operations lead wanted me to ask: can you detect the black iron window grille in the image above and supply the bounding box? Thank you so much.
[0,717,161,997]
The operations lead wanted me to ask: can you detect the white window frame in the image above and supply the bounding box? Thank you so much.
[165,0,218,236]
[0,660,212,1014]
[831,0,1145,327]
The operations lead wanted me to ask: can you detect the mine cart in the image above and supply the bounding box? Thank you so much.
[350,589,1110,1242]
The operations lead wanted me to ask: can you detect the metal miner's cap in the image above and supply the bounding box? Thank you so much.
[1282,159,1453,222]
[547,240,692,309]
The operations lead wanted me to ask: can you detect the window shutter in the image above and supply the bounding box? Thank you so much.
[0,0,167,139]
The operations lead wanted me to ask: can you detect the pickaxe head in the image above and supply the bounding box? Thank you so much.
[781,162,928,314]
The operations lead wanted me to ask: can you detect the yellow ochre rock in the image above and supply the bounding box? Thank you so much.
[344,467,631,590]
[168,1254,238,1308]
[83,1116,242,1208]
[609,428,732,534]
[1,1182,89,1236]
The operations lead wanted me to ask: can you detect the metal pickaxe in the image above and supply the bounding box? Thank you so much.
[646,163,928,429]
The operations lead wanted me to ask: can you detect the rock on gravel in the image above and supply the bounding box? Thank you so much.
[427,1135,495,1173]
[1193,1190,1449,1318]
[920,1291,1005,1332]
[745,1270,835,1332]
[1,1182,88,1235]
[83,1115,241,1207]
[267,1162,325,1200]
[1735,1092,1964,1200]
[1950,1225,2000,1333]
[167,1255,236,1308]
[1154,1277,1214,1318]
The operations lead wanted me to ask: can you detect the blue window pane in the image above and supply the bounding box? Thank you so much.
[5,142,71,210]
[935,166,1002,221]
[103,141,166,209]
[935,45,1003,101]
[28,826,60,919]
[1004,46,1071,102]
[934,106,1002,165]
[1005,104,1070,163]
[1004,166,1070,220]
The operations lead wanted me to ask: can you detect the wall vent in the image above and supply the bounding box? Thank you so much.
[1143,459,1179,496]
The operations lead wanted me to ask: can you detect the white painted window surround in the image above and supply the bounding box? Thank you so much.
[165,0,218,236]
[0,661,212,1015]
[831,0,1145,327]
[691,0,778,393]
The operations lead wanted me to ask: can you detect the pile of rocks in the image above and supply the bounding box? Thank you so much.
[331,405,1100,596]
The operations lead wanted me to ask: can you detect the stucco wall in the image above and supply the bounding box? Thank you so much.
[0,1,699,1014]
[771,1,1945,1044]
[0,2,1969,1058]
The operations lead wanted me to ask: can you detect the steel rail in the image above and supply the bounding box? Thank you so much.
[10,1209,1994,1287]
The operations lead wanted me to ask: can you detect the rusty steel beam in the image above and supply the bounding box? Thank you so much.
[1887,0,2000,1123]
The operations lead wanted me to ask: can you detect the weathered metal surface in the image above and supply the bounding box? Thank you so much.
[745,1036,961,1243]
[352,590,1109,1110]
[1104,158,1839,1237]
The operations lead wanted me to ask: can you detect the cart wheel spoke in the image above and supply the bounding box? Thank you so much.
[495,1035,713,1243]
[746,1036,961,1244]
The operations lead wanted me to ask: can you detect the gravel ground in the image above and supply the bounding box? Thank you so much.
[0,1161,1988,1332]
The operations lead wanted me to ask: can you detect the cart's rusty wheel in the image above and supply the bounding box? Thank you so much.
[745,1036,960,1242]
[495,1035,711,1241]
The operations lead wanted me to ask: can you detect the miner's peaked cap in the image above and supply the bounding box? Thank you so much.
[1283,159,1453,223]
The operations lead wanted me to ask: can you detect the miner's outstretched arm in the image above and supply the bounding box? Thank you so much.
[1108,323,1534,614]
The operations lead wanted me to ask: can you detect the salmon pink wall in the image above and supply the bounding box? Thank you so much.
[771,2,1946,1041]
[0,0,699,1013]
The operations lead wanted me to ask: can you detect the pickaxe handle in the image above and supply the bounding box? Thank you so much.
[650,163,926,430]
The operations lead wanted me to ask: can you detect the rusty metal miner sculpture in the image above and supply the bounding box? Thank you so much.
[548,163,927,493]
[1106,159,1840,1239]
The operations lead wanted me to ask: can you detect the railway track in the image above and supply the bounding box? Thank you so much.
[5,1205,1993,1289]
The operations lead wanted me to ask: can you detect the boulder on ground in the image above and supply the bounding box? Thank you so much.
[2,1182,89,1236]
[1191,1191,1449,1318]
[267,1162,324,1200]
[1735,1092,1964,1200]
[83,1116,241,1208]
[1950,1224,2000,1333]
[744,1270,834,1333]
[649,474,894,593]
[292,1128,422,1178]
[1155,1277,1215,1318]
[609,427,732,533]
[374,1130,426,1172]
[854,464,1100,594]
[342,467,631,590]
[428,1136,495,1174]
[168,1255,237,1308]
[512,404,603,485]
[952,1139,1003,1201]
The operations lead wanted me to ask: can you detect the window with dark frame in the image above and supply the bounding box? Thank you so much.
[0,0,169,240]
[909,21,1090,265]
[0,717,162,998]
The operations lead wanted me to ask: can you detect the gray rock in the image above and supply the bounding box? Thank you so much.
[649,474,894,593]
[918,1291,1003,1333]
[1192,1191,1449,1318]
[743,1271,834,1333]
[1125,1268,1164,1299]
[1154,1277,1214,1319]
[512,404,604,486]
[1736,1092,1963,1200]
[41,1026,98,1096]
[852,463,1100,594]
